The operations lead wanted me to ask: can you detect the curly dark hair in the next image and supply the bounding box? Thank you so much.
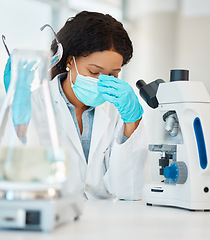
[51,11,133,76]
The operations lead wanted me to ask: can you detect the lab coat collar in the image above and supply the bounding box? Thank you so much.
[88,102,110,162]
[49,75,86,163]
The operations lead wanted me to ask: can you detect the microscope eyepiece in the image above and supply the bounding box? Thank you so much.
[136,80,146,90]
[136,79,164,109]
[170,69,189,82]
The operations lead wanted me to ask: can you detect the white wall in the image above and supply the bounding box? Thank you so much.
[124,0,210,91]
[175,16,210,90]
[0,0,52,92]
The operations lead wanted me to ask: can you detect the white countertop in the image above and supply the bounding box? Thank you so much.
[0,199,210,240]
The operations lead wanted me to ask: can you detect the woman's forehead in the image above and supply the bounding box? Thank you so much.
[77,51,123,69]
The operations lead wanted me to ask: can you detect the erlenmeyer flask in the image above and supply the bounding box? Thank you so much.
[0,49,69,188]
[0,50,83,233]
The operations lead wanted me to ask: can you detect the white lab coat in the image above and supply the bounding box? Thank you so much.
[16,75,149,200]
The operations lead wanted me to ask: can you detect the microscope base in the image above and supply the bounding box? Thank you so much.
[0,196,83,232]
[142,183,210,211]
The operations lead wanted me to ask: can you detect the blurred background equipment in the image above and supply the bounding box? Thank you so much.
[0,49,82,232]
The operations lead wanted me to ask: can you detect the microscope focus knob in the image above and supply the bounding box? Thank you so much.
[164,162,188,184]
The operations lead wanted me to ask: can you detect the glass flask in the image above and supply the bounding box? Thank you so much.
[0,49,69,190]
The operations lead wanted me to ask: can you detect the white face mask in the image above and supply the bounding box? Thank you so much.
[69,57,106,107]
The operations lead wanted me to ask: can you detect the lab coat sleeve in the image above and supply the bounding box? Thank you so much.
[103,119,150,200]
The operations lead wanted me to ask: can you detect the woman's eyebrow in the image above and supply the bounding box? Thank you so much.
[88,64,121,72]
[88,64,104,69]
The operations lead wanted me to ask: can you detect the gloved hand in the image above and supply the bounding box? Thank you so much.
[3,56,35,126]
[98,74,144,123]
[12,60,35,126]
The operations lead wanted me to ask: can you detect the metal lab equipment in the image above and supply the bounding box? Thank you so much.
[137,69,210,211]
[2,23,63,69]
[0,49,82,232]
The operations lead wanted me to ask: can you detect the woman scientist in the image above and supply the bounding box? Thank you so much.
[4,11,149,200]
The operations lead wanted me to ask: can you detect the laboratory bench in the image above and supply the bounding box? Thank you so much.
[0,199,210,240]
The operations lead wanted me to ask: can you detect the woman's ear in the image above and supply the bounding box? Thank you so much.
[66,56,73,70]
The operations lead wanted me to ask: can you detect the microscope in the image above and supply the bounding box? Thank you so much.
[136,69,210,210]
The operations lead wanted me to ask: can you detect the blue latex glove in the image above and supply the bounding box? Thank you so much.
[98,75,144,123]
[3,55,11,92]
[12,60,35,126]
[3,56,35,126]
